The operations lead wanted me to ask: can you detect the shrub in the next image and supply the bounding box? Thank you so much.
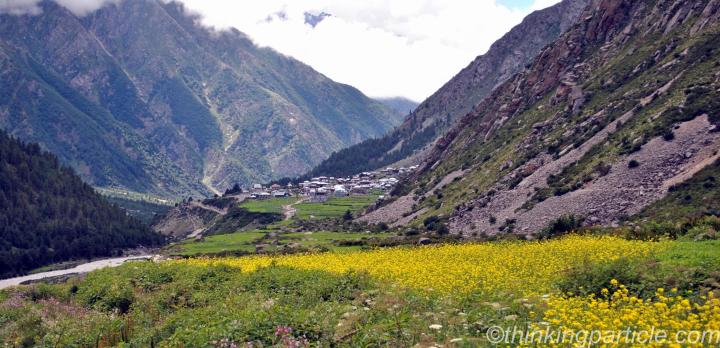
[538,215,584,240]
[557,258,642,297]
[662,130,675,141]
[628,160,640,168]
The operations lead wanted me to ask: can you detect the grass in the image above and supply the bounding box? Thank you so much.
[4,237,719,347]
[278,231,393,251]
[295,195,379,219]
[635,160,720,221]
[173,230,394,256]
[656,240,720,268]
[173,193,386,256]
[173,232,266,255]
[239,197,299,214]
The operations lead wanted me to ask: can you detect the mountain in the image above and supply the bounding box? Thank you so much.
[375,97,419,117]
[360,0,720,236]
[305,0,590,178]
[0,0,401,198]
[0,130,163,278]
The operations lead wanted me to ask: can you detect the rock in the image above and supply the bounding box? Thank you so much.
[418,237,432,245]
[694,232,717,241]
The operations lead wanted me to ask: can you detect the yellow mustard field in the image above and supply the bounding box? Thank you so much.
[174,236,720,346]
[177,235,663,295]
[531,285,720,347]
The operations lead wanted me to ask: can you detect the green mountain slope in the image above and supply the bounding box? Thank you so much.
[0,130,163,278]
[0,0,401,197]
[361,0,720,236]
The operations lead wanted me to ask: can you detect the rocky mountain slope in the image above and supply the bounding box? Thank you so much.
[0,0,401,198]
[361,0,720,236]
[305,0,590,178]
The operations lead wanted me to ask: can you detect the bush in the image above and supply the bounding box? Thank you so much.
[662,130,675,141]
[628,160,640,168]
[557,258,643,297]
[423,215,449,235]
[538,215,584,240]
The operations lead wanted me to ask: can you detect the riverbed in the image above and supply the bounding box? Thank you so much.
[0,255,151,289]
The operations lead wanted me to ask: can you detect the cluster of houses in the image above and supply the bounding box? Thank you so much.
[245,166,418,202]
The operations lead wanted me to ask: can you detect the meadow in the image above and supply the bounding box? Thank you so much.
[294,194,380,220]
[2,236,719,347]
[172,194,390,256]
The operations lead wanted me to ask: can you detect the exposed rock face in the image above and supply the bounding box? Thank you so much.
[370,0,720,236]
[0,0,400,197]
[305,0,591,178]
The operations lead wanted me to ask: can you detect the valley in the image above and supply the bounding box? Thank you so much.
[1,0,720,346]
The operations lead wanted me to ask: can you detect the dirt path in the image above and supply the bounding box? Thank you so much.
[189,201,228,215]
[282,198,307,220]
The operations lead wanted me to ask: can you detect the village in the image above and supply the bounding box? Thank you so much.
[244,165,419,202]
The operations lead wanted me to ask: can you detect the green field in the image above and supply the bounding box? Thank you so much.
[173,232,266,255]
[278,231,393,251]
[173,230,393,256]
[295,195,379,219]
[239,197,299,214]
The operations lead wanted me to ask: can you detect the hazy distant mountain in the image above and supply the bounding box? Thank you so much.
[306,0,590,178]
[0,0,401,197]
[376,97,419,117]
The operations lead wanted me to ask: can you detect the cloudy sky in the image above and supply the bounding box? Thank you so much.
[1,0,561,101]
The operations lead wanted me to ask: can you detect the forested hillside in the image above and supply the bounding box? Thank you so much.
[0,131,163,278]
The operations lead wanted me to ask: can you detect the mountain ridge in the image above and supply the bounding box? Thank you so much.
[303,0,591,179]
[0,0,401,198]
[360,0,720,236]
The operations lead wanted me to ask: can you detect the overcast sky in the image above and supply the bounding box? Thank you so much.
[175,0,561,101]
[1,0,561,101]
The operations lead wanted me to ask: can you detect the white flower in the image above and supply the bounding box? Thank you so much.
[429,324,443,330]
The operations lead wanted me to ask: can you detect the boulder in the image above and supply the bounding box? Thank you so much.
[418,237,432,245]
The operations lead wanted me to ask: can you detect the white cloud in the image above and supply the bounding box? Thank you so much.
[0,0,42,15]
[0,0,118,16]
[171,0,561,101]
[1,0,562,100]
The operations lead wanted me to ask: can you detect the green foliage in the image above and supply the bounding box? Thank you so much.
[295,195,378,220]
[0,131,164,278]
[105,196,172,225]
[204,206,282,235]
[557,258,643,297]
[635,160,720,221]
[559,241,720,299]
[538,215,585,240]
[240,197,298,214]
[173,232,266,256]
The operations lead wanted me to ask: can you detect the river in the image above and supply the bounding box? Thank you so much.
[0,255,152,289]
